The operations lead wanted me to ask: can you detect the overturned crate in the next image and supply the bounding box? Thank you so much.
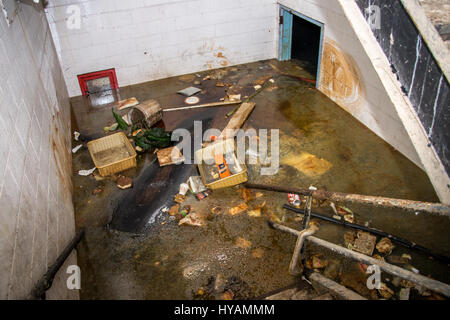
[194,139,247,190]
[87,132,137,176]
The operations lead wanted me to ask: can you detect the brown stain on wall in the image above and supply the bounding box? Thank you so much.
[319,39,366,112]
[51,113,72,201]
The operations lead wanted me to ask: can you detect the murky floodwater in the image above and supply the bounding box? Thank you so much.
[70,59,448,300]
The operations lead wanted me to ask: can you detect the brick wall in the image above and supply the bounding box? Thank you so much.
[45,0,278,97]
[278,0,422,168]
[0,0,78,299]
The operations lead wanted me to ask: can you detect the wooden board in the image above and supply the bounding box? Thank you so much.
[220,102,256,139]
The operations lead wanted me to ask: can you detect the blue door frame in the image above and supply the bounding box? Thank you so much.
[278,4,324,88]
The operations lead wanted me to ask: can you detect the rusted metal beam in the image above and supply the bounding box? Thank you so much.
[269,222,450,298]
[246,183,450,216]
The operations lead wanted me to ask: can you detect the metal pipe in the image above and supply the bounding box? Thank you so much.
[283,204,450,264]
[31,229,85,299]
[289,224,318,275]
[268,221,450,298]
[246,183,450,216]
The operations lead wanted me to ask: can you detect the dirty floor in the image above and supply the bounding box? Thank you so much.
[70,59,449,300]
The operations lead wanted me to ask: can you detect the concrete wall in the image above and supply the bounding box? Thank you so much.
[45,0,278,97]
[278,0,422,168]
[0,0,78,299]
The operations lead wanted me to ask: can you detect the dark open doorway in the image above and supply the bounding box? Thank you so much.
[291,14,321,78]
[279,6,324,86]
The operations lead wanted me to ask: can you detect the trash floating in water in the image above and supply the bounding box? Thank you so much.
[188,176,207,194]
[288,193,301,207]
[376,237,395,254]
[116,97,139,110]
[195,189,212,201]
[235,237,252,249]
[78,167,96,176]
[349,231,377,256]
[179,183,189,196]
[169,204,180,216]
[251,248,264,258]
[179,211,206,227]
[306,253,329,269]
[247,208,261,218]
[117,175,133,189]
[177,86,201,97]
[103,123,119,133]
[185,96,200,105]
[229,203,248,215]
[174,193,186,204]
[73,131,80,141]
[72,144,83,153]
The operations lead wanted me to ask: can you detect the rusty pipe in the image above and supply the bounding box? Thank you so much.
[268,221,450,298]
[246,183,450,216]
[289,224,319,275]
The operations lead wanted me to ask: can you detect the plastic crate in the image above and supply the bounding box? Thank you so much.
[194,139,247,190]
[87,132,137,176]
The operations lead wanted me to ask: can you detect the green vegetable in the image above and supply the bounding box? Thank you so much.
[112,110,129,130]
[132,127,172,151]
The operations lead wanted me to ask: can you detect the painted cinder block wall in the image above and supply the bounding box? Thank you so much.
[0,1,78,299]
[277,0,422,168]
[45,0,278,97]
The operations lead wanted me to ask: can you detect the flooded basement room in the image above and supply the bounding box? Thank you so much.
[0,0,449,307]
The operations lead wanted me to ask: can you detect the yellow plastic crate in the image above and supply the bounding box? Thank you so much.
[87,132,137,176]
[195,139,247,190]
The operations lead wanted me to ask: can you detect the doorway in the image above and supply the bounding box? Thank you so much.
[278,6,324,87]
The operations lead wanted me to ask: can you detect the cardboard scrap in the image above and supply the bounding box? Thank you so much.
[156,146,185,167]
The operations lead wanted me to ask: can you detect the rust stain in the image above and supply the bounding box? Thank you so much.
[51,113,72,201]
[319,39,365,112]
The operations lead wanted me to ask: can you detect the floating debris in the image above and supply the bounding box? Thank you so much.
[117,175,133,189]
[92,188,103,195]
[378,283,394,299]
[229,203,248,215]
[169,204,180,216]
[72,144,83,153]
[239,188,254,202]
[179,212,206,227]
[351,231,376,256]
[174,193,186,204]
[306,254,329,269]
[251,248,264,258]
[376,237,395,254]
[117,97,139,110]
[235,237,252,249]
[247,208,261,218]
[78,167,96,176]
[177,86,201,97]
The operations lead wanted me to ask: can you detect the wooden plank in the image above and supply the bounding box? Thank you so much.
[220,102,256,139]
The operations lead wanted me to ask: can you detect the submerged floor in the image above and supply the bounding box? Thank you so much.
[70,59,448,300]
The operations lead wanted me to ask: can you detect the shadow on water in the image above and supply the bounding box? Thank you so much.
[110,110,218,233]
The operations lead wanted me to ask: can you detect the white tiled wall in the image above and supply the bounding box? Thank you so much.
[45,0,278,97]
[278,0,422,168]
[0,0,78,299]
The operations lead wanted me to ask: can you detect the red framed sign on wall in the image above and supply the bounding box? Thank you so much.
[77,68,119,96]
